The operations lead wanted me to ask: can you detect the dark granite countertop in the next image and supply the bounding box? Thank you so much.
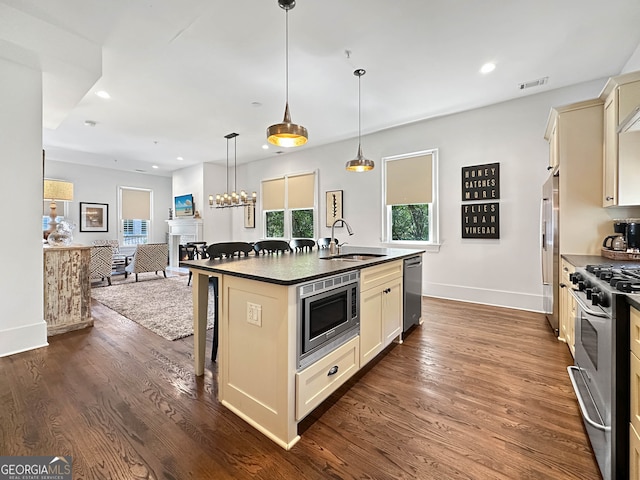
[562,254,640,269]
[181,245,424,286]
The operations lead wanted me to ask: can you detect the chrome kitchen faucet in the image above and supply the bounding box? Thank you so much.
[330,218,354,255]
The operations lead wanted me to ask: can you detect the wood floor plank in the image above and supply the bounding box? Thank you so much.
[0,295,601,479]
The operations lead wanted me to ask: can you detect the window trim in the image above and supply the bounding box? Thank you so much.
[382,149,440,250]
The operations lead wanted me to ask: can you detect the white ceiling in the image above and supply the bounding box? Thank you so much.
[4,0,640,177]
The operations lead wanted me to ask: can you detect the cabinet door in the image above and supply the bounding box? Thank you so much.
[632,351,640,435]
[382,277,403,345]
[360,286,384,367]
[548,119,559,171]
[631,423,640,480]
[603,91,618,206]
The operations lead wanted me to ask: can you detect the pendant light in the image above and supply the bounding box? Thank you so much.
[266,0,308,147]
[212,133,257,208]
[346,68,374,172]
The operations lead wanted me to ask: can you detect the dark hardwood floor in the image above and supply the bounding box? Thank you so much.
[0,296,601,479]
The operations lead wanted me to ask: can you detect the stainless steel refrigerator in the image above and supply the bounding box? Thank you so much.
[541,172,559,335]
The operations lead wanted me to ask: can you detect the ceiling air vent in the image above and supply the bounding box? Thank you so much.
[519,76,548,90]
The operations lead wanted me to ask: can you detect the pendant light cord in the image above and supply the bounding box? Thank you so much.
[285,8,289,105]
[234,135,237,193]
[358,73,362,144]
[226,136,229,193]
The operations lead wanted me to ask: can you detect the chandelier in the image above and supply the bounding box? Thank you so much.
[210,133,257,208]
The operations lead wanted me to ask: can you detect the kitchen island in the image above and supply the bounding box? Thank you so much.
[183,246,423,449]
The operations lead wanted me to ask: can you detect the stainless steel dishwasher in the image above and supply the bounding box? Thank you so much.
[403,255,423,332]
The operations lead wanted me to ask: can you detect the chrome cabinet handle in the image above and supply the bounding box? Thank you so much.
[606,195,614,201]
[327,366,339,376]
[567,366,611,432]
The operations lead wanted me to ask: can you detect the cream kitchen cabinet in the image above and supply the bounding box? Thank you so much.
[547,115,559,172]
[631,305,640,478]
[359,261,403,367]
[559,258,576,357]
[599,70,640,207]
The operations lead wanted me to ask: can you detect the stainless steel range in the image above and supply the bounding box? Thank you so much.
[567,264,640,480]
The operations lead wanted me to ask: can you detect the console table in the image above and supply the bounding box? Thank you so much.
[43,244,92,336]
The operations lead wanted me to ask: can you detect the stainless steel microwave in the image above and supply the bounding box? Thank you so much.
[297,271,360,370]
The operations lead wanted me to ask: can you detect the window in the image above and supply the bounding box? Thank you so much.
[120,187,152,245]
[291,209,314,238]
[383,150,438,246]
[262,172,316,239]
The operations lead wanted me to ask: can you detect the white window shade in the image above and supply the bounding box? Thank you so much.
[262,178,285,210]
[122,188,151,219]
[287,173,315,209]
[386,153,433,205]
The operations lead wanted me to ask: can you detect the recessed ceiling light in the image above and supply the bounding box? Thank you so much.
[95,90,111,99]
[480,63,496,74]
[177,156,184,161]
[152,165,159,169]
[262,144,269,150]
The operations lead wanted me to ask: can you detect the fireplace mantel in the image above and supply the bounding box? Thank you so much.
[166,218,204,267]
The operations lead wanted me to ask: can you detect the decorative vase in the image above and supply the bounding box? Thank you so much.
[47,221,75,246]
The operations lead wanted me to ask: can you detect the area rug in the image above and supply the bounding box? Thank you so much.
[91,275,214,341]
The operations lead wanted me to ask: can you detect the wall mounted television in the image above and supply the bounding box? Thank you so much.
[174,193,194,217]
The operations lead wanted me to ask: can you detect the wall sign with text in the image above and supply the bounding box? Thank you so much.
[462,162,500,201]
[461,202,500,239]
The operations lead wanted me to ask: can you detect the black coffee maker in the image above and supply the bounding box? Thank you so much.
[627,219,640,253]
[603,219,628,251]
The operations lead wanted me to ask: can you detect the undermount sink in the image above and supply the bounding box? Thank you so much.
[321,253,386,261]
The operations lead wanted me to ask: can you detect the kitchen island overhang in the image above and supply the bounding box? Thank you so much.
[183,246,424,449]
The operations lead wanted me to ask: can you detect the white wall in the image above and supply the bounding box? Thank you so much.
[45,161,172,247]
[0,55,48,357]
[221,79,610,313]
[622,43,640,73]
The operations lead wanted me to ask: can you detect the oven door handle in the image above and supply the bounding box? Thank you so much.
[567,289,609,318]
[567,366,611,432]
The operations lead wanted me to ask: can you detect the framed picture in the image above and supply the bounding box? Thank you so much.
[174,193,194,217]
[326,190,343,227]
[80,202,109,232]
[244,204,255,228]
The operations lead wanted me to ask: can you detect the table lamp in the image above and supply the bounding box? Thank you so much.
[43,179,74,237]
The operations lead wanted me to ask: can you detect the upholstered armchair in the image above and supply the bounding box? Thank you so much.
[90,245,114,286]
[125,243,168,282]
[92,239,127,274]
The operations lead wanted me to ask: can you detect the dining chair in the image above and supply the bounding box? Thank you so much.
[290,238,315,252]
[317,237,339,249]
[253,239,292,254]
[206,241,254,361]
[182,245,199,286]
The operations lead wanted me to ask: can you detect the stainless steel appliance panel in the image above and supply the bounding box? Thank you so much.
[403,255,422,332]
[541,173,559,334]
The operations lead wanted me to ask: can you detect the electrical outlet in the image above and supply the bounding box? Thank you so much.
[247,302,262,327]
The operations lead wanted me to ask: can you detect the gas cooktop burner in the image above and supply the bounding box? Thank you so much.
[583,264,640,292]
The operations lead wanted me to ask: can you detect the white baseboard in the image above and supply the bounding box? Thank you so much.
[0,321,48,357]
[424,282,544,313]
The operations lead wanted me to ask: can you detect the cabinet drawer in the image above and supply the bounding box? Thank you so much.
[631,307,640,360]
[361,261,402,292]
[631,423,640,480]
[296,336,359,421]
